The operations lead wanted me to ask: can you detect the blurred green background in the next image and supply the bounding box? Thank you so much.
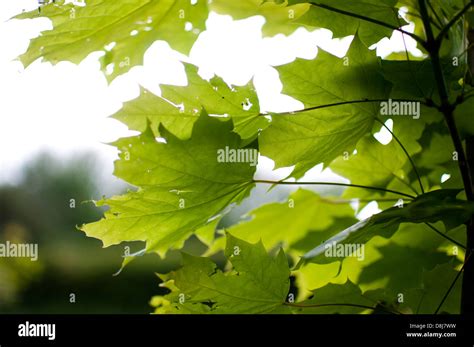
[0,152,190,313]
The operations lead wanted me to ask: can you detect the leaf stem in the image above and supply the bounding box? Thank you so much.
[434,253,471,314]
[253,179,416,199]
[424,223,466,250]
[308,2,427,48]
[374,118,424,194]
[260,98,434,117]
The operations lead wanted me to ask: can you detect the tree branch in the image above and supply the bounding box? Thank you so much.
[419,0,474,201]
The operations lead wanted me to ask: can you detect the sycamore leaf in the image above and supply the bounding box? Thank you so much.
[115,216,220,275]
[402,262,463,314]
[382,60,436,100]
[226,189,357,253]
[295,224,460,302]
[357,243,450,294]
[299,189,474,266]
[260,34,389,178]
[81,112,255,256]
[289,281,386,314]
[455,95,474,138]
[152,234,291,314]
[331,134,416,199]
[16,0,208,81]
[417,133,454,168]
[289,0,406,46]
[382,58,464,106]
[210,0,310,36]
[114,64,266,141]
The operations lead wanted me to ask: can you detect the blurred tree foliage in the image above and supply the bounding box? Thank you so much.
[0,153,178,313]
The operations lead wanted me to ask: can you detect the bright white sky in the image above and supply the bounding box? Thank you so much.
[0,0,422,207]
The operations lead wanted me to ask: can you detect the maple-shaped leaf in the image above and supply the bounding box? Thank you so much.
[225,189,357,252]
[290,280,388,314]
[81,112,256,256]
[260,34,390,178]
[16,0,208,81]
[114,64,266,141]
[210,0,310,36]
[290,0,407,46]
[299,189,474,266]
[402,261,463,314]
[152,234,291,314]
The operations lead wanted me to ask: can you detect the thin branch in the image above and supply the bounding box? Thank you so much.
[434,252,471,314]
[424,223,467,250]
[253,179,416,199]
[374,118,424,194]
[284,302,400,314]
[308,2,427,48]
[436,1,474,44]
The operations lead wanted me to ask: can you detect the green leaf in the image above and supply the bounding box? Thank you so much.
[152,234,291,314]
[296,223,460,303]
[260,34,389,177]
[299,189,474,265]
[455,96,474,138]
[290,0,406,46]
[114,64,266,140]
[226,189,357,253]
[402,262,463,314]
[418,133,454,168]
[382,59,464,105]
[290,281,385,314]
[382,60,436,100]
[331,134,416,199]
[357,243,450,294]
[17,0,208,81]
[210,0,310,36]
[81,112,255,256]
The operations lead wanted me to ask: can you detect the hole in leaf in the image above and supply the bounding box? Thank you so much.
[105,63,115,75]
[373,118,393,145]
[156,137,167,144]
[104,42,116,51]
[441,173,451,183]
